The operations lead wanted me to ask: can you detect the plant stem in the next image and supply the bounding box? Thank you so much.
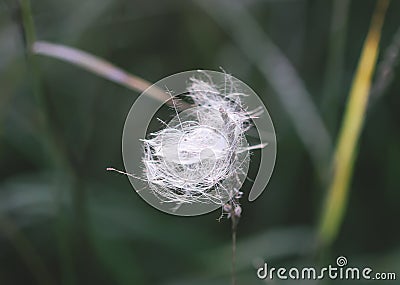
[32,41,194,110]
[18,1,76,284]
[318,0,389,248]
[19,0,36,47]
[321,0,350,130]
[32,41,172,103]
[18,2,67,169]
[231,219,237,285]
[230,202,239,285]
[370,25,400,101]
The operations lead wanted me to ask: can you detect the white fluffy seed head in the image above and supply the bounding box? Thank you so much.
[142,76,259,207]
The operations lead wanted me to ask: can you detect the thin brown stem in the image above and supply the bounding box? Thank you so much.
[32,41,170,102]
[231,219,237,285]
[230,201,239,285]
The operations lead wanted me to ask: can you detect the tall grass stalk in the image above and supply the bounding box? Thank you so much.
[318,0,390,248]
[321,0,350,129]
[19,1,76,284]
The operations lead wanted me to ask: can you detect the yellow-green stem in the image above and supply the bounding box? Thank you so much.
[318,0,389,247]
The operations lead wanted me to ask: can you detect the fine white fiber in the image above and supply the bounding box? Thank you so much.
[142,74,264,209]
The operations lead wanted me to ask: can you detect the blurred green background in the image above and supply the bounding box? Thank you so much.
[0,0,399,284]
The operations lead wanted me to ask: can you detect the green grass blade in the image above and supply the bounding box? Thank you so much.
[318,0,390,247]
